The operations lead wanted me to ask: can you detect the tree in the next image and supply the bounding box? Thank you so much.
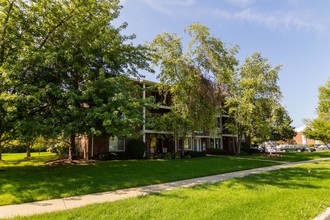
[226,52,285,153]
[270,106,296,142]
[150,23,238,156]
[304,79,330,146]
[0,0,26,159]
[1,0,151,159]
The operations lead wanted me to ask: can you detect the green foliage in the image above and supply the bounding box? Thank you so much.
[304,79,330,145]
[184,151,206,158]
[98,152,124,161]
[226,52,288,152]
[2,145,25,153]
[304,118,330,145]
[0,0,152,159]
[206,148,234,155]
[150,23,238,156]
[53,142,70,158]
[155,152,181,160]
[270,106,296,141]
[126,139,146,159]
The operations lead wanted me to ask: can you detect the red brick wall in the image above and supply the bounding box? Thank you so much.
[293,132,319,145]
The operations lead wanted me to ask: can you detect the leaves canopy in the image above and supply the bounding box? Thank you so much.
[0,0,151,158]
[304,79,330,145]
[226,52,290,148]
[150,23,238,147]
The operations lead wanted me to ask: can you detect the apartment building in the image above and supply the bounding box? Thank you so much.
[78,79,237,159]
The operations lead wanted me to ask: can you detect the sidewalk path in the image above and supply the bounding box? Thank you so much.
[1,158,330,219]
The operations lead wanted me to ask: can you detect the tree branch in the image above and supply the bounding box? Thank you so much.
[0,0,15,64]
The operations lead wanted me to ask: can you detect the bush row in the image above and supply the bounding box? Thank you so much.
[2,146,48,153]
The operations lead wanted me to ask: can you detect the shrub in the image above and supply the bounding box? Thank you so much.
[162,152,180,160]
[126,139,146,159]
[2,146,26,153]
[241,148,261,154]
[99,152,116,161]
[206,148,234,155]
[53,143,69,158]
[184,151,205,158]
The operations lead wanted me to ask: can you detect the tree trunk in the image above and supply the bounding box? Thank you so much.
[25,137,37,158]
[180,138,185,158]
[26,146,31,158]
[233,139,237,155]
[69,133,76,160]
[236,138,241,154]
[0,142,2,161]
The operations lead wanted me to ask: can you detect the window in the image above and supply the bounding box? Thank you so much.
[216,117,221,128]
[210,138,221,149]
[109,137,125,152]
[184,138,192,150]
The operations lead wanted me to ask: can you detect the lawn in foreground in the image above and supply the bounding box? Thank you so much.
[0,154,278,206]
[19,160,330,220]
[240,150,330,162]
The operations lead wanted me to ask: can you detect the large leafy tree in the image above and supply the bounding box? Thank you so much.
[270,106,296,142]
[304,79,330,146]
[151,23,238,156]
[226,52,286,153]
[1,0,151,159]
[0,0,26,159]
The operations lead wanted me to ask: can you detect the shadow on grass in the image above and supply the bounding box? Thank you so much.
[191,164,330,192]
[0,157,277,206]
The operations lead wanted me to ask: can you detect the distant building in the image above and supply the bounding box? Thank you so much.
[293,125,321,146]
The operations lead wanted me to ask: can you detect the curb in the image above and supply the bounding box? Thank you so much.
[315,208,330,220]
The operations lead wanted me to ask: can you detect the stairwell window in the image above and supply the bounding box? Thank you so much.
[109,137,125,152]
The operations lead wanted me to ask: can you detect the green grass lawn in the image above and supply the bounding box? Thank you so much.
[0,153,278,206]
[0,152,58,167]
[237,150,330,162]
[17,160,330,220]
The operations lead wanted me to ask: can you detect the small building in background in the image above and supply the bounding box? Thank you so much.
[293,125,321,146]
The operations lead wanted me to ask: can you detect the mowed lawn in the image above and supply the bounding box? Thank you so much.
[0,153,279,206]
[16,160,330,220]
[240,150,330,162]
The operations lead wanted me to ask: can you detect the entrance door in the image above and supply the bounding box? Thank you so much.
[194,138,202,152]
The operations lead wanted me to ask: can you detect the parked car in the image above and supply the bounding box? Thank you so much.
[279,145,307,152]
[299,146,315,152]
[315,145,330,151]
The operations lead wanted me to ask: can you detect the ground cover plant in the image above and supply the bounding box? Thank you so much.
[17,160,330,220]
[0,153,278,206]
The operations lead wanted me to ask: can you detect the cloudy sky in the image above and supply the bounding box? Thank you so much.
[118,0,330,128]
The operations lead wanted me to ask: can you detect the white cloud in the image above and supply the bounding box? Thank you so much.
[227,0,254,7]
[211,7,326,34]
[143,0,196,14]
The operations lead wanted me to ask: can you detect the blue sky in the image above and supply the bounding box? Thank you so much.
[118,0,330,128]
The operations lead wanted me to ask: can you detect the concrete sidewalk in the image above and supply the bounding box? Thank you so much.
[1,158,330,219]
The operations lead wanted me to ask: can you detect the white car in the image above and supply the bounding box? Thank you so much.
[316,145,330,150]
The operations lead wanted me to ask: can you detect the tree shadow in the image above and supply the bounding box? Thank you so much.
[191,164,330,192]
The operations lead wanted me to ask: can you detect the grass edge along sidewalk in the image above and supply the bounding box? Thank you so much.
[0,155,279,206]
[1,158,330,219]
